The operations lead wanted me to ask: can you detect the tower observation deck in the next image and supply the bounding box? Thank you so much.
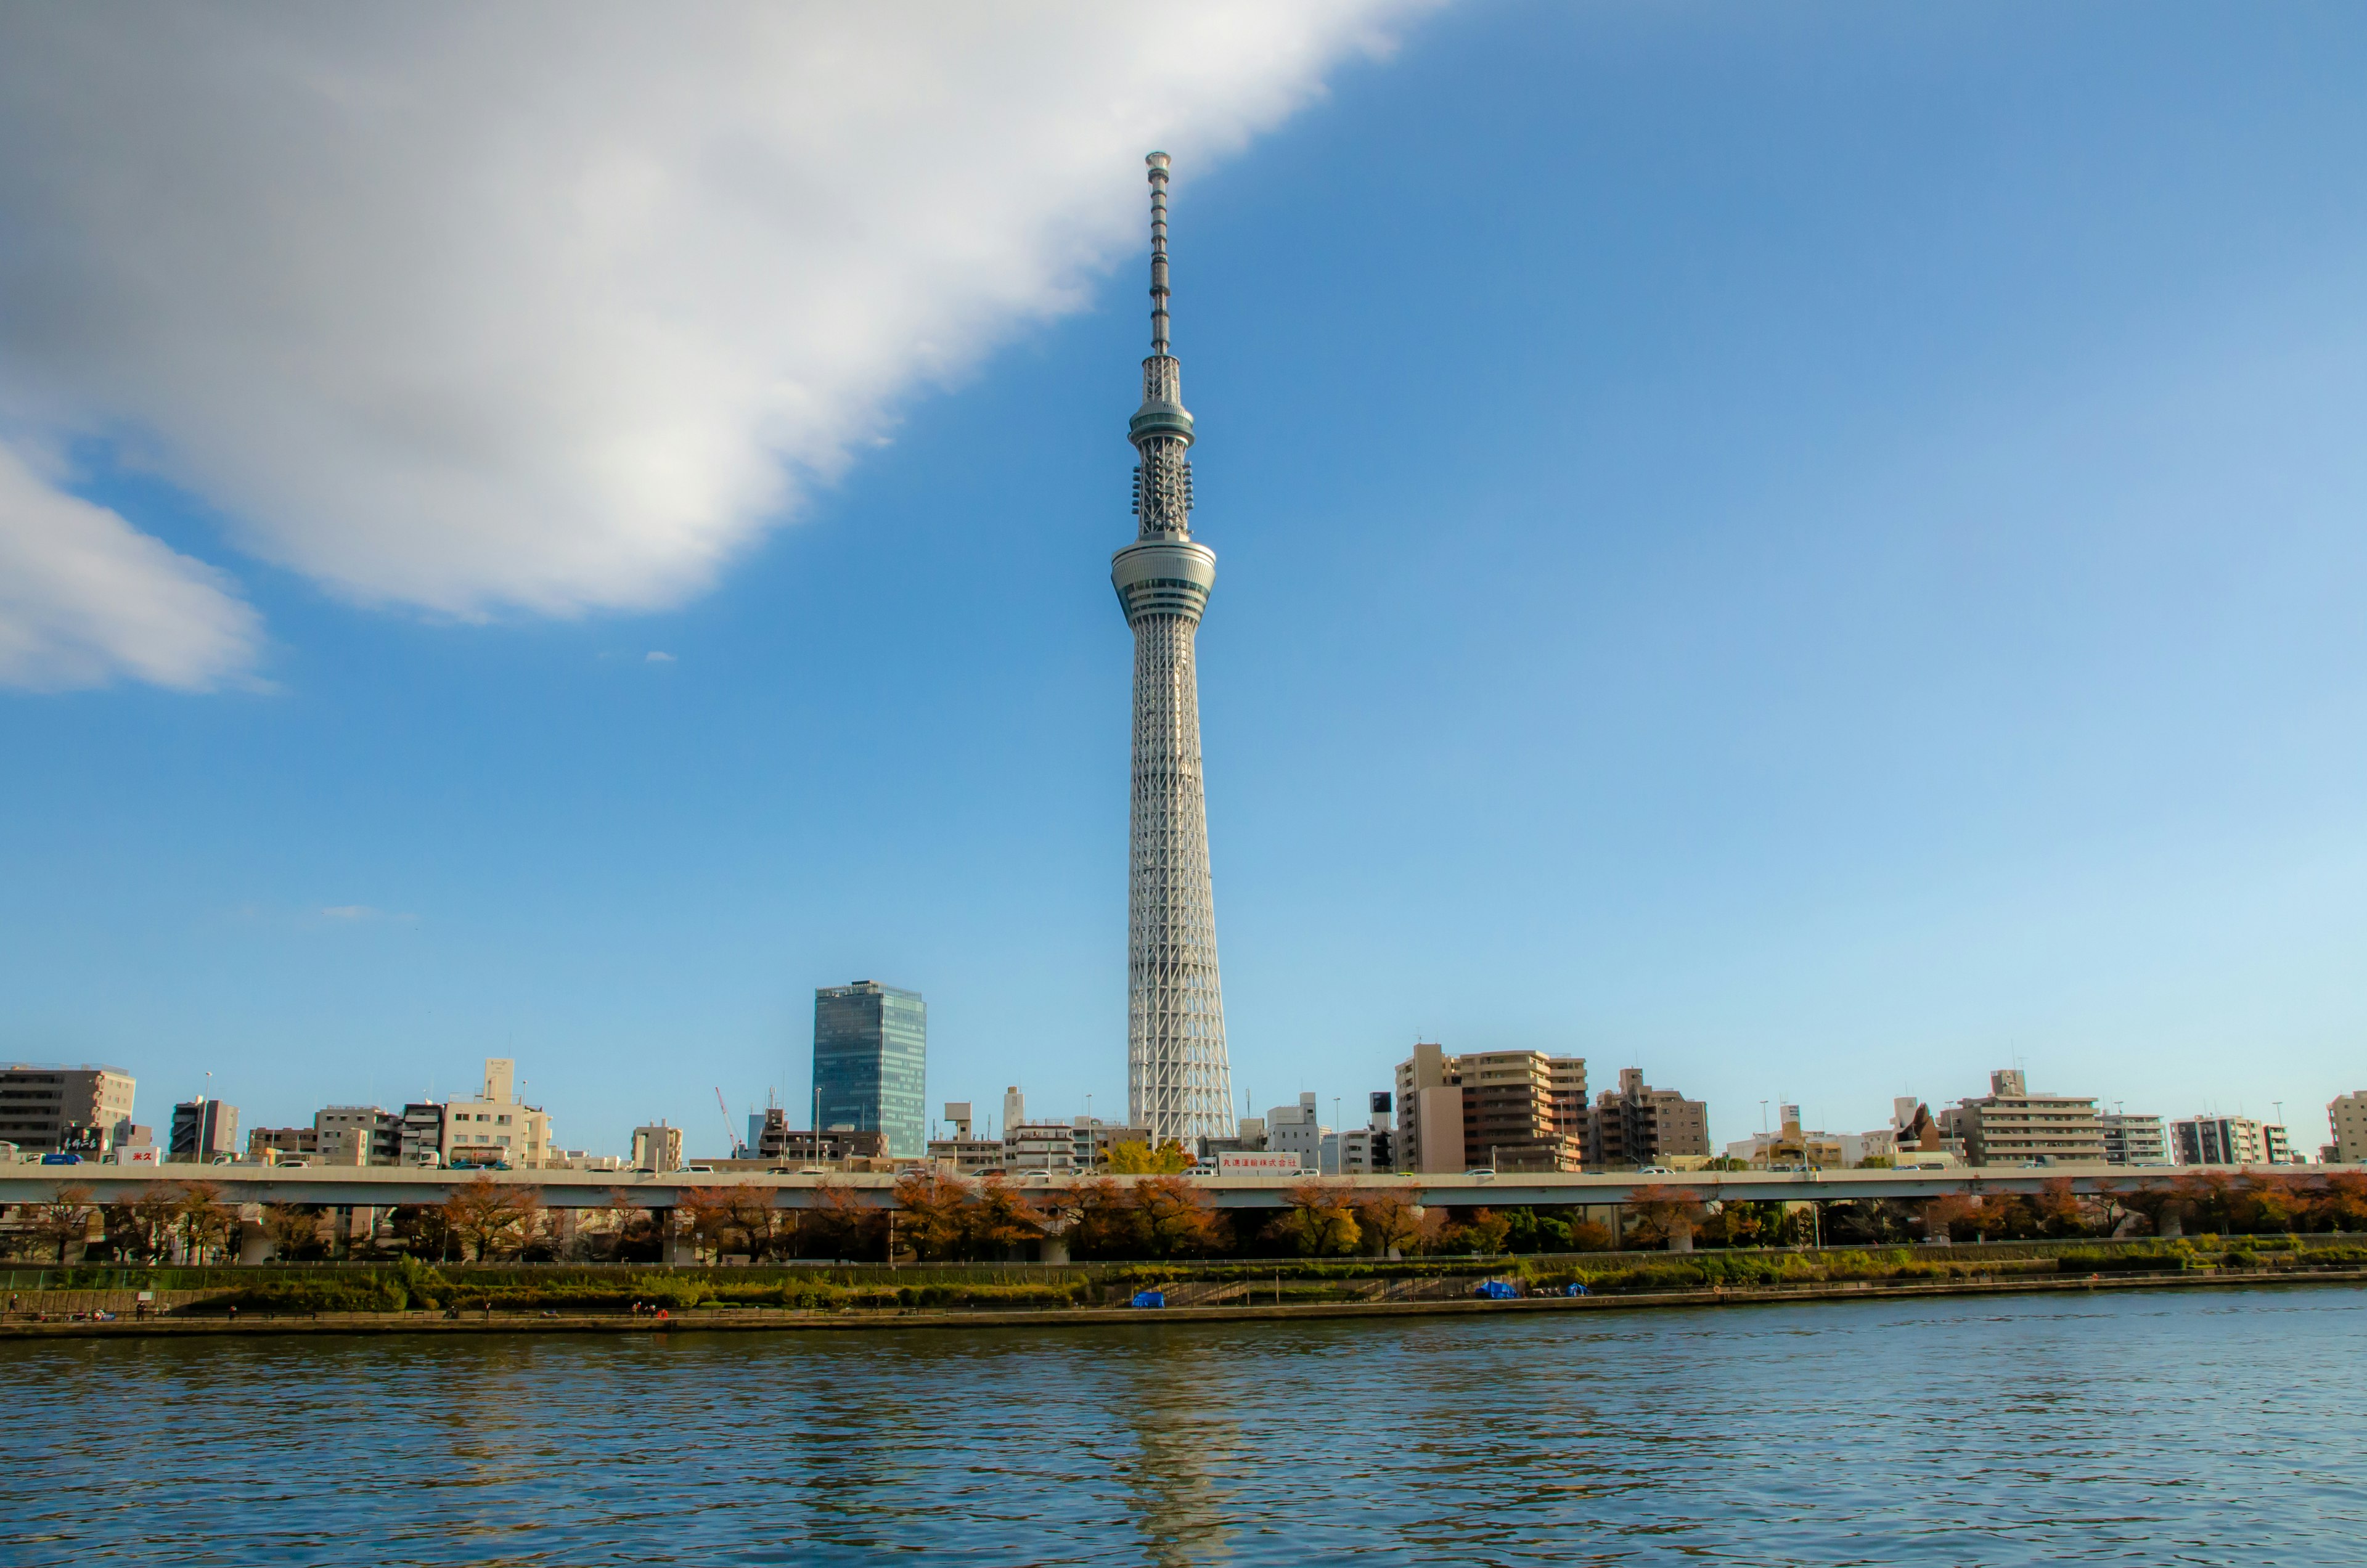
[1113,151,1233,1147]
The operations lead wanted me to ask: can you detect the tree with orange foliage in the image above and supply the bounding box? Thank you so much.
[1269,1180,1362,1256]
[1128,1174,1226,1258]
[965,1177,1044,1258]
[441,1175,543,1262]
[2030,1178,2097,1238]
[1446,1206,1511,1255]
[1352,1190,1423,1259]
[1058,1175,1134,1258]
[1923,1191,1982,1244]
[2312,1169,2367,1233]
[806,1181,881,1260]
[891,1169,976,1260]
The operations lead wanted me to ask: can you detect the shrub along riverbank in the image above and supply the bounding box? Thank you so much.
[9,1234,2366,1320]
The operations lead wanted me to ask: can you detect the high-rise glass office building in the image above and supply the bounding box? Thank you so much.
[812,981,926,1158]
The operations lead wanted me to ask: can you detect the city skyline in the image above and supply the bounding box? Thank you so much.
[2,6,2365,1150]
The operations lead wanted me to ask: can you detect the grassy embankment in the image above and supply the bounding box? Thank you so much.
[8,1234,2366,1320]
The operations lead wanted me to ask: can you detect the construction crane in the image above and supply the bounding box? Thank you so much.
[715,1087,747,1159]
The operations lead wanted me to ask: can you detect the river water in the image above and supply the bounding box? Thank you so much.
[10,1286,2361,1565]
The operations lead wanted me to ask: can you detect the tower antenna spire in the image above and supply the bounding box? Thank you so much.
[1111,150,1230,1149]
[1147,151,1172,356]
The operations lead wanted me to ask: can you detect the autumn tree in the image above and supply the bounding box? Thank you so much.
[260,1202,323,1260]
[1268,1180,1362,1257]
[674,1186,744,1263]
[1062,1176,1135,1258]
[2312,1170,2367,1233]
[965,1177,1044,1258]
[1922,1191,1983,1244]
[127,1185,182,1261]
[31,1185,96,1262]
[441,1175,542,1262]
[724,1186,799,1261]
[1623,1185,1706,1251]
[1451,1206,1513,1256]
[1128,1175,1227,1258]
[176,1181,238,1263]
[1105,1140,1194,1175]
[1352,1191,1423,1259]
[892,1170,976,1261]
[805,1182,881,1260]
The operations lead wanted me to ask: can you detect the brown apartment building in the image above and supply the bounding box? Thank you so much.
[1394,1044,1586,1173]
[1587,1068,1711,1169]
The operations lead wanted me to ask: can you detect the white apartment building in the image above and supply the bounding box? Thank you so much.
[2099,1113,2170,1166]
[443,1058,552,1168]
[2329,1093,2367,1165]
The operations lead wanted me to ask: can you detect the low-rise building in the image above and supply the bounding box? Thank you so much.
[0,1063,137,1154]
[2328,1093,2367,1165]
[2099,1112,2170,1166]
[1940,1071,2104,1166]
[247,1126,319,1161]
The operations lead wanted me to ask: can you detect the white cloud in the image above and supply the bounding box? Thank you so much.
[645,650,676,664]
[0,443,262,690]
[0,2,1434,672]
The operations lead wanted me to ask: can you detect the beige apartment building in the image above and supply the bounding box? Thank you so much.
[0,1063,136,1154]
[1941,1071,2105,1166]
[444,1058,553,1168]
[2329,1093,2367,1165]
[1587,1068,1712,1169]
[1394,1044,1586,1174]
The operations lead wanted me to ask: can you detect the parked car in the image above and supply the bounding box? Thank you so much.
[1637,1165,1675,1175]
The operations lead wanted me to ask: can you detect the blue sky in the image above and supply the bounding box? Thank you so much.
[2,2,2363,1153]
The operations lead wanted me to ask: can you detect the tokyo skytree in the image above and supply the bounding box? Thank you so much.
[1112,152,1233,1147]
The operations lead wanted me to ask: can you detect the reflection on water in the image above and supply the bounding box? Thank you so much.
[10,1287,2365,1566]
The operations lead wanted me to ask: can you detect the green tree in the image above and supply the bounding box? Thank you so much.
[1452,1206,1512,1256]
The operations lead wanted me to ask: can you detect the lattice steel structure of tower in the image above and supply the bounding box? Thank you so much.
[1112,151,1234,1147]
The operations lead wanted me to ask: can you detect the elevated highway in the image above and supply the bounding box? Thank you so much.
[0,1161,2217,1211]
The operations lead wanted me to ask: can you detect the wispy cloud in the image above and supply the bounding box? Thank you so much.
[644,650,676,664]
[0,2,1436,690]
[316,905,415,925]
[0,443,263,691]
